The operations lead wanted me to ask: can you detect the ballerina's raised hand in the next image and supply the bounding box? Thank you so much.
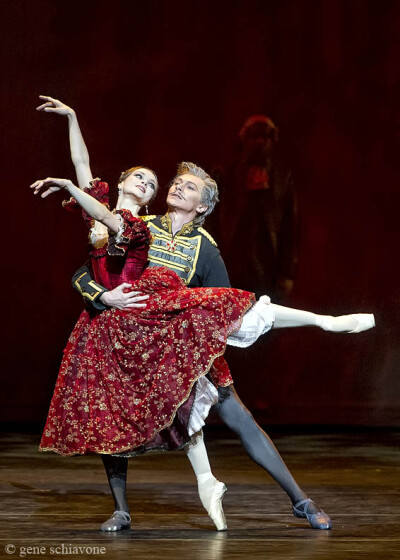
[36,95,75,116]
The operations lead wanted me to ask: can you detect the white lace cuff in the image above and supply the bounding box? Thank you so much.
[227,300,275,348]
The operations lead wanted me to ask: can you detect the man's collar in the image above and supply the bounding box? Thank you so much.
[160,213,195,236]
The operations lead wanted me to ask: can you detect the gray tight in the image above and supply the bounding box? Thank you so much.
[212,385,307,505]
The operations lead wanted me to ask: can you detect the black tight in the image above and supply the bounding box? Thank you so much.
[212,385,307,505]
[101,455,129,513]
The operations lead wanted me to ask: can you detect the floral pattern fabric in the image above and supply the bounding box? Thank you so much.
[40,181,254,456]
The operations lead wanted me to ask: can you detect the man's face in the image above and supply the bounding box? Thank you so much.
[243,122,275,162]
[167,173,207,217]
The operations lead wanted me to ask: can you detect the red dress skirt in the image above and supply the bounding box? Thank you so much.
[40,182,254,456]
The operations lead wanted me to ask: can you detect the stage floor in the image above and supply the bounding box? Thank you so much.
[1,430,399,559]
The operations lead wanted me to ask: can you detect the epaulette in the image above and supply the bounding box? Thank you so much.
[141,215,157,222]
[198,227,217,246]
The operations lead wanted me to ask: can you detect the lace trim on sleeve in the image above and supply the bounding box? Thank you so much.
[107,210,151,257]
[62,179,109,212]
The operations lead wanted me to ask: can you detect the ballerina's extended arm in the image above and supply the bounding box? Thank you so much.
[37,95,93,189]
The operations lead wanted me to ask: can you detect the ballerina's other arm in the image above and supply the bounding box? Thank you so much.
[30,177,120,233]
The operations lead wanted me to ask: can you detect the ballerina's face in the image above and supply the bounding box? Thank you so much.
[120,168,158,206]
[167,173,207,216]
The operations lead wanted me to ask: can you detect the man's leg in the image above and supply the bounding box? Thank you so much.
[212,385,332,529]
[100,455,131,532]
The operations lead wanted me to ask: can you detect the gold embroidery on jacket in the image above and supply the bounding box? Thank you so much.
[74,272,103,301]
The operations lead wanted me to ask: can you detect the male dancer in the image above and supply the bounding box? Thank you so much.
[74,163,371,533]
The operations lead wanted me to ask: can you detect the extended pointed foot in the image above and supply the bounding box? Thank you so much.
[345,313,375,333]
[317,313,375,333]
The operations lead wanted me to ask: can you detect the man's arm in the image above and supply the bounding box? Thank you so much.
[72,264,149,311]
[72,264,108,311]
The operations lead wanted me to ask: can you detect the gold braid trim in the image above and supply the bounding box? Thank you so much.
[142,215,157,222]
[74,272,104,301]
[198,227,217,246]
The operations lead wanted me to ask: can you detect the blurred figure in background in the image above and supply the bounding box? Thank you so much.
[220,115,298,301]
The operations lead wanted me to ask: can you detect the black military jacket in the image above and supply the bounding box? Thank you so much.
[72,214,230,311]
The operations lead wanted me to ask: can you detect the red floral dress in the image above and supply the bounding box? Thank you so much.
[39,181,254,456]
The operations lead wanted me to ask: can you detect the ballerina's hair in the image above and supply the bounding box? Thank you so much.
[176,161,219,226]
[119,166,159,204]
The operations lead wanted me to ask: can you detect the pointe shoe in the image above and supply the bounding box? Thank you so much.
[198,478,228,531]
[318,313,375,333]
[346,313,375,333]
[100,510,131,532]
[293,498,332,530]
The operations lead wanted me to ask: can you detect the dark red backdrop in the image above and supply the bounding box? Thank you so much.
[2,0,399,425]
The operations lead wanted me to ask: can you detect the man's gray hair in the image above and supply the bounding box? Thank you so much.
[176,161,219,226]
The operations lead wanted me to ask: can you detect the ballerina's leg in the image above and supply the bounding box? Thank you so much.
[270,303,375,332]
[185,430,227,531]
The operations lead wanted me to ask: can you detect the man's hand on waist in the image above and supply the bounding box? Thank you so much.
[100,283,149,310]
